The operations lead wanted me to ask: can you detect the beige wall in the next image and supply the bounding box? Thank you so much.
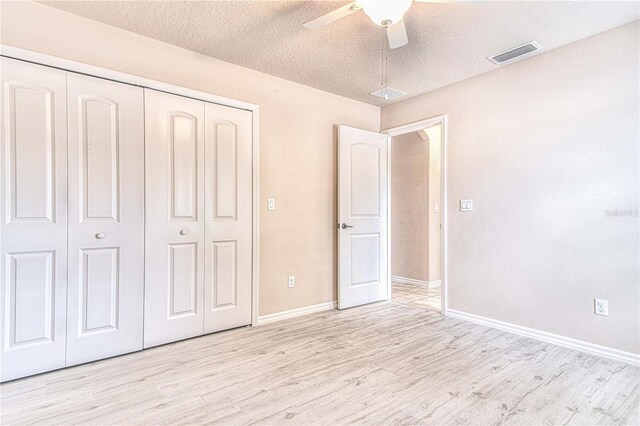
[390,126,442,283]
[0,1,380,316]
[382,21,640,354]
[391,132,429,281]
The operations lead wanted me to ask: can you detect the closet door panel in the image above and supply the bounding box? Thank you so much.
[144,89,205,348]
[204,103,252,333]
[66,73,144,365]
[0,58,68,381]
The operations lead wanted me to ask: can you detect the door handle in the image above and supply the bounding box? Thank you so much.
[341,223,354,230]
[179,229,187,235]
[95,233,105,239]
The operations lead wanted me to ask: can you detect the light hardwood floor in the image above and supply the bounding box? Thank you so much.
[392,282,442,312]
[1,285,638,425]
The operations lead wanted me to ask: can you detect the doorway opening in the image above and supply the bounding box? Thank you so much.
[384,116,446,314]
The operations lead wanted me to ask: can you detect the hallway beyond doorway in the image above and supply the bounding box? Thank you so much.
[391,282,441,312]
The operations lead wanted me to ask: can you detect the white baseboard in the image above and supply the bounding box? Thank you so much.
[447,309,640,366]
[392,276,441,288]
[257,301,337,325]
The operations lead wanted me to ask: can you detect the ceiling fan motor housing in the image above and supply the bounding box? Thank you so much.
[361,0,413,26]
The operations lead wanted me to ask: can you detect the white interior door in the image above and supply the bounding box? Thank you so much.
[0,58,68,381]
[144,89,205,348]
[338,125,388,309]
[65,73,144,365]
[203,103,252,333]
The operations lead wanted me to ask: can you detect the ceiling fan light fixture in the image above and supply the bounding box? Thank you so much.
[361,0,412,26]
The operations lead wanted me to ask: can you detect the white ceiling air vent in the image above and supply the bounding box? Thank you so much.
[369,87,406,101]
[487,41,543,65]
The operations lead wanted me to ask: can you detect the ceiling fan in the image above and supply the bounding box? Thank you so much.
[303,0,444,49]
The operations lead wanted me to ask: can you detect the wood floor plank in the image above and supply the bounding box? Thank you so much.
[1,284,637,425]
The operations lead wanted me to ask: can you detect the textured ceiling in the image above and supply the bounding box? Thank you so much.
[40,1,639,106]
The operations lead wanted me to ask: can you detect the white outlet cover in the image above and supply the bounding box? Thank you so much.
[594,298,608,316]
[288,276,295,288]
[268,198,275,211]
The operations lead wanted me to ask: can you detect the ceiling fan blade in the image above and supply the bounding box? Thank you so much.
[387,20,409,49]
[303,2,361,30]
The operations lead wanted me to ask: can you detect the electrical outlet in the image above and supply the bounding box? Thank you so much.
[288,276,295,288]
[268,198,276,211]
[594,299,608,316]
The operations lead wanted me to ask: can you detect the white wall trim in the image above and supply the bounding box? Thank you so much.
[392,276,441,288]
[386,135,392,301]
[257,302,337,325]
[447,309,640,366]
[382,116,446,137]
[251,107,260,326]
[383,114,448,315]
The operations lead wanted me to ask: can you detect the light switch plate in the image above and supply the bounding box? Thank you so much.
[594,299,608,316]
[268,198,275,211]
[460,199,473,212]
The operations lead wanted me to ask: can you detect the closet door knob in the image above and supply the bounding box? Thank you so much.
[179,229,187,235]
[95,233,105,239]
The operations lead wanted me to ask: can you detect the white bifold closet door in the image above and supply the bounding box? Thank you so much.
[0,58,69,381]
[203,102,252,333]
[65,73,144,365]
[144,89,252,348]
[0,57,253,380]
[144,90,205,348]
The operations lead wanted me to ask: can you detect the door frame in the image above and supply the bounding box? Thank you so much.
[381,115,448,314]
[0,45,262,326]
